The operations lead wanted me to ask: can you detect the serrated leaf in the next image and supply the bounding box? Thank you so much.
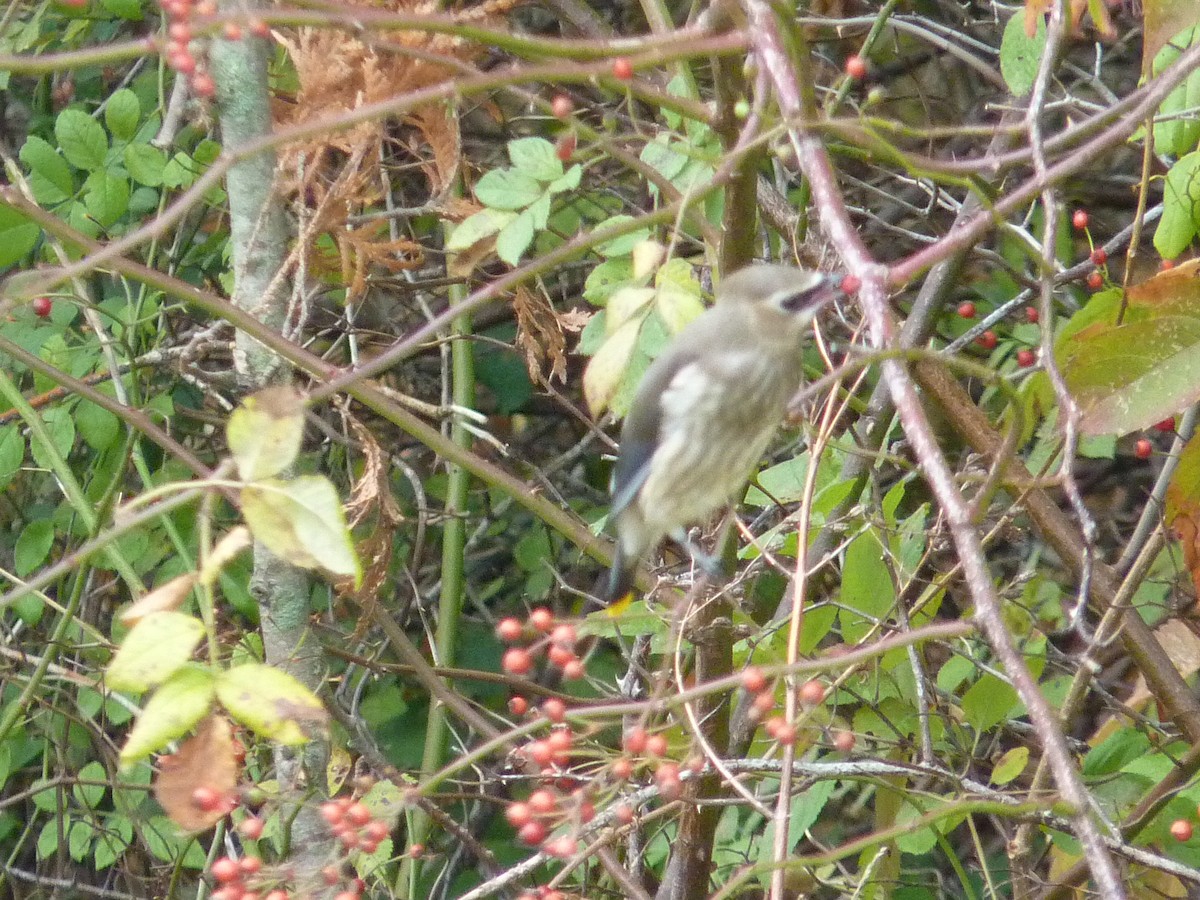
[124,143,166,187]
[216,663,328,744]
[640,135,690,180]
[547,163,581,194]
[606,286,655,333]
[105,89,140,142]
[240,475,360,579]
[14,519,54,577]
[120,665,215,765]
[596,216,652,258]
[76,399,120,450]
[999,13,1046,97]
[20,136,74,202]
[474,168,543,210]
[583,315,641,416]
[962,673,1019,731]
[74,760,107,808]
[584,258,635,305]
[0,201,40,267]
[106,611,205,693]
[496,209,535,265]
[507,137,562,182]
[84,170,130,227]
[446,208,517,251]
[55,109,108,170]
[0,427,22,490]
[1155,151,1200,259]
[655,283,705,334]
[120,573,198,625]
[29,405,74,471]
[226,385,305,481]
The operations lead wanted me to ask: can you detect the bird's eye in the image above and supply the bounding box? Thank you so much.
[775,280,829,313]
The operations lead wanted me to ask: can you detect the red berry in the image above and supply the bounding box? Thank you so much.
[345,802,371,827]
[192,72,216,98]
[32,297,52,317]
[528,739,553,766]
[555,132,576,162]
[1171,819,1193,841]
[192,786,222,811]
[839,274,861,294]
[528,607,553,632]
[612,57,634,80]
[1016,349,1036,367]
[957,301,976,319]
[1154,417,1176,433]
[1072,209,1089,230]
[321,866,341,885]
[518,820,547,845]
[168,22,191,42]
[753,690,776,712]
[170,51,197,74]
[1134,438,1152,460]
[976,330,997,350]
[528,789,557,814]
[550,623,576,647]
[211,857,241,883]
[239,856,262,875]
[1025,306,1039,324]
[615,803,635,824]
[833,730,856,752]
[364,820,389,842]
[623,727,648,754]
[542,698,567,722]
[1162,258,1176,271]
[551,94,573,118]
[798,679,826,706]
[562,659,585,680]
[507,696,528,716]
[496,617,523,642]
[333,893,359,900]
[1086,270,1103,290]
[264,892,289,900]
[502,648,532,675]
[741,666,768,693]
[505,802,532,827]
[645,734,667,757]
[320,801,344,824]
[611,757,633,779]
[238,817,264,839]
[249,18,270,37]
[223,22,243,39]
[1090,248,1107,265]
[844,54,867,79]
[544,836,578,858]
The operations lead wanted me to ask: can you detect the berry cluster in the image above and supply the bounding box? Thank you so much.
[158,0,270,99]
[741,668,855,752]
[498,608,587,682]
[319,796,391,855]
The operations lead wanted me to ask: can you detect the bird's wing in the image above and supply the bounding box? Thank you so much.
[609,352,702,521]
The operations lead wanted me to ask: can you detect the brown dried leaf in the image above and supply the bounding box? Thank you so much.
[153,714,238,832]
[513,286,568,384]
[120,574,197,625]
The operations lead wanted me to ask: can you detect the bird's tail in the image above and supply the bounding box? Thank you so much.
[602,543,637,607]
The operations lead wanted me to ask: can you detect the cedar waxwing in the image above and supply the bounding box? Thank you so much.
[603,264,844,603]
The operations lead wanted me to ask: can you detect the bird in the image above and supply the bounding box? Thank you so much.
[602,263,845,604]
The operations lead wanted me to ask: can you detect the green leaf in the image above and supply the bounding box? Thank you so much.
[1083,728,1151,776]
[38,818,65,860]
[83,170,130,228]
[240,476,361,579]
[990,746,1029,785]
[596,215,652,258]
[583,315,641,416]
[507,137,562,182]
[74,760,107,808]
[641,135,690,180]
[30,405,75,471]
[226,386,305,481]
[216,663,328,744]
[93,830,126,869]
[1155,151,1200,259]
[446,208,517,251]
[962,673,1019,731]
[838,530,895,642]
[496,208,535,265]
[0,201,40,267]
[20,136,74,202]
[55,109,108,171]
[76,400,121,451]
[101,0,144,20]
[124,143,167,187]
[14,519,54,577]
[547,163,581,194]
[105,89,140,142]
[69,820,92,862]
[0,426,26,490]
[999,13,1046,97]
[1151,27,1200,156]
[119,665,215,765]
[106,611,205,693]
[474,168,543,210]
